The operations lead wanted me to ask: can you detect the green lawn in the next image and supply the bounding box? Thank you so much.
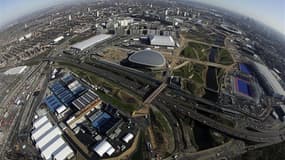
[150,108,174,157]
[60,64,140,114]
[95,90,137,114]
[217,49,234,65]
[173,63,206,96]
[181,42,211,61]
[173,63,193,78]
[131,133,144,160]
[181,46,198,59]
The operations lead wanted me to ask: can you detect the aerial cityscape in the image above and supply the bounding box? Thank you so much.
[0,0,285,160]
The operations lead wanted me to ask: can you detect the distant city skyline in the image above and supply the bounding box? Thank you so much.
[190,0,285,35]
[0,0,284,35]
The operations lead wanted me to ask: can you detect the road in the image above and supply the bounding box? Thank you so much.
[144,82,167,104]
[164,54,231,69]
[20,55,285,158]
[0,62,48,158]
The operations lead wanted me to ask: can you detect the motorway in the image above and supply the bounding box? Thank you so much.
[21,55,285,158]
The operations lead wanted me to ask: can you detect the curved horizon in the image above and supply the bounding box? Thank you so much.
[189,0,285,35]
[0,0,284,35]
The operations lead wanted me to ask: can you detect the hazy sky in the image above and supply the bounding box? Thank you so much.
[0,0,284,34]
[190,0,285,34]
[0,0,72,26]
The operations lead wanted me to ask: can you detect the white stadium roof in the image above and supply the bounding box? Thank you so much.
[150,35,175,47]
[254,62,285,96]
[71,34,113,51]
[93,140,115,157]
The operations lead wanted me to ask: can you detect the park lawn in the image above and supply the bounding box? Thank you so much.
[217,48,234,65]
[181,42,211,61]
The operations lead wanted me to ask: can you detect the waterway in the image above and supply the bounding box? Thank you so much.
[193,39,226,150]
[193,40,222,150]
[203,47,219,102]
[193,121,215,150]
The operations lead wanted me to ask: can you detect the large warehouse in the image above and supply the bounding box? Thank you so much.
[71,34,113,51]
[149,35,175,47]
[31,116,74,160]
[127,49,166,70]
[251,61,285,98]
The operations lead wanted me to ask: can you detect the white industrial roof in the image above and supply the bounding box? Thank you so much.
[36,126,62,149]
[4,66,27,75]
[122,133,134,143]
[31,117,74,160]
[56,105,67,115]
[254,62,285,96]
[32,121,50,134]
[53,144,74,160]
[68,80,82,92]
[31,122,53,141]
[54,36,64,43]
[93,140,114,157]
[106,147,115,156]
[33,116,48,129]
[68,80,80,88]
[71,34,113,51]
[41,136,65,160]
[150,35,175,47]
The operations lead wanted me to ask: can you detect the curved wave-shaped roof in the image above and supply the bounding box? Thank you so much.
[128,50,166,67]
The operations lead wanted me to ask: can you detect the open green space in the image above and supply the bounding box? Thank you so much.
[95,90,137,114]
[59,64,141,114]
[150,108,174,157]
[181,42,211,61]
[181,27,217,44]
[173,63,207,96]
[131,133,145,160]
[173,63,193,78]
[217,48,234,65]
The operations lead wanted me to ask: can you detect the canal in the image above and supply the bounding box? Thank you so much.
[203,46,219,102]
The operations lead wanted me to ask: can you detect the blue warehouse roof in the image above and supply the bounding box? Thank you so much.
[45,95,64,112]
[61,74,75,85]
[92,112,111,129]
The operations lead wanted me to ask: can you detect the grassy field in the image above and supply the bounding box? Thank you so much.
[173,63,193,78]
[150,108,174,157]
[131,134,145,160]
[60,64,141,114]
[217,48,234,65]
[181,28,217,44]
[174,63,207,96]
[181,42,211,61]
[95,90,138,114]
